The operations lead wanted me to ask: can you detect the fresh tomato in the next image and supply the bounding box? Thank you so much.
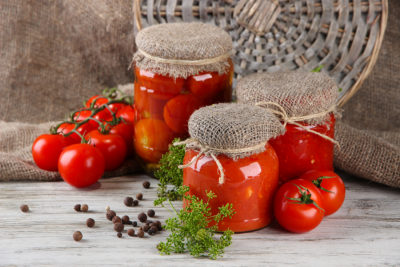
[57,122,96,143]
[85,95,108,108]
[116,105,135,123]
[274,179,325,233]
[32,134,77,171]
[163,94,203,134]
[138,68,184,100]
[299,170,346,216]
[108,121,134,158]
[58,144,105,188]
[85,130,127,171]
[73,109,111,128]
[73,109,92,121]
[134,118,177,163]
[134,82,168,117]
[188,71,225,99]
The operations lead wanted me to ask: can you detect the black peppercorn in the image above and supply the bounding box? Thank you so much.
[114,223,124,232]
[127,229,135,236]
[74,204,81,212]
[122,215,129,224]
[124,197,133,206]
[136,193,143,200]
[143,181,150,189]
[147,209,155,217]
[106,210,116,221]
[133,200,139,206]
[112,216,122,224]
[132,221,138,227]
[150,226,158,233]
[20,204,29,212]
[128,221,132,225]
[157,224,162,231]
[148,229,154,235]
[137,230,144,238]
[138,212,147,223]
[143,225,150,232]
[73,231,83,241]
[86,218,95,228]
[81,204,88,212]
[117,232,122,238]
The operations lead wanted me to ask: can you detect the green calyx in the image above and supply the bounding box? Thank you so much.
[285,184,325,213]
[311,176,336,194]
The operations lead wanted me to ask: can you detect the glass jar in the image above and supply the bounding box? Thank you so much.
[133,60,234,176]
[183,143,279,233]
[269,114,336,184]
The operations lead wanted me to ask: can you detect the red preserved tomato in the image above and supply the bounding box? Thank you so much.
[57,122,96,143]
[274,179,325,233]
[134,118,177,163]
[188,72,224,99]
[85,130,127,171]
[299,170,346,216]
[138,68,184,100]
[108,122,134,158]
[164,94,203,134]
[134,82,168,119]
[32,134,77,171]
[58,144,105,188]
[116,105,135,124]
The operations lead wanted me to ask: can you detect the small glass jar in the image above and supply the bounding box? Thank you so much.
[183,143,279,233]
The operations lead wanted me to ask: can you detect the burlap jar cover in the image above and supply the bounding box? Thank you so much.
[132,22,232,78]
[175,103,286,184]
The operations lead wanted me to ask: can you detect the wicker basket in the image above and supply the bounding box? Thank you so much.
[133,0,388,107]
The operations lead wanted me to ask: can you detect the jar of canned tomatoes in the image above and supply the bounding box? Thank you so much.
[132,23,234,176]
[180,103,286,233]
[236,71,341,184]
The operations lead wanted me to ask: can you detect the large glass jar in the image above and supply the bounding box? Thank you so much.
[133,60,234,176]
[183,143,279,233]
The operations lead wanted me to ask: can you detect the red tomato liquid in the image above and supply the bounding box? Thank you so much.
[269,114,336,184]
[134,60,233,176]
[183,144,279,233]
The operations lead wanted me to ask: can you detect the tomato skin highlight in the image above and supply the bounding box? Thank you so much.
[299,170,346,216]
[138,68,184,100]
[57,123,96,143]
[274,179,325,233]
[58,144,105,188]
[32,134,77,171]
[108,122,134,158]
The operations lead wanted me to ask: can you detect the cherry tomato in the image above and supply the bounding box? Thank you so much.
[299,170,346,216]
[85,130,127,171]
[73,109,111,128]
[85,95,108,108]
[138,68,184,100]
[134,118,177,163]
[188,71,225,99]
[274,179,325,233]
[57,122,96,143]
[108,122,134,158]
[163,94,203,134]
[116,105,135,123]
[58,144,105,188]
[73,109,92,121]
[32,134,77,171]
[134,82,168,118]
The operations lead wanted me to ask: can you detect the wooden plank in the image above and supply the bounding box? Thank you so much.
[1,171,400,266]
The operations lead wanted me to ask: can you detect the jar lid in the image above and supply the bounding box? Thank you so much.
[133,23,233,79]
[236,71,341,125]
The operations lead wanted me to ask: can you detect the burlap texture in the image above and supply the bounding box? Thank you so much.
[133,23,232,78]
[186,103,285,159]
[236,71,340,125]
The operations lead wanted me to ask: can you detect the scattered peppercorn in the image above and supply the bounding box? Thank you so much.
[143,181,150,189]
[146,220,153,225]
[127,229,135,236]
[105,206,110,211]
[147,209,155,217]
[128,221,132,225]
[74,204,81,212]
[133,200,139,206]
[143,225,150,232]
[86,218,95,228]
[106,210,116,221]
[149,223,158,228]
[20,204,29,212]
[136,193,143,200]
[138,212,147,223]
[157,224,162,231]
[122,215,130,224]
[148,229,154,235]
[137,230,144,238]
[114,223,124,232]
[117,232,122,238]
[132,221,138,227]
[112,216,122,224]
[154,220,162,227]
[150,226,158,233]
[81,204,89,212]
[124,197,133,206]
[73,231,83,241]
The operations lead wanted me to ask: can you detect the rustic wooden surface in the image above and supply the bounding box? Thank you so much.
[1,170,399,266]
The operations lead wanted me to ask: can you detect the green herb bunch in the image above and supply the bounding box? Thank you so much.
[155,138,186,200]
[154,186,235,260]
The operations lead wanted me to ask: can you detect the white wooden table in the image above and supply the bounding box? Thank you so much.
[1,171,399,266]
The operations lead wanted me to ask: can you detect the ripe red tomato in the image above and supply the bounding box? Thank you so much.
[138,68,184,100]
[32,134,77,171]
[85,95,108,108]
[163,94,203,134]
[58,144,105,188]
[274,179,325,233]
[57,122,96,143]
[85,130,127,171]
[188,71,224,99]
[116,105,135,123]
[108,122,134,158]
[134,82,168,116]
[299,170,346,216]
[73,109,92,121]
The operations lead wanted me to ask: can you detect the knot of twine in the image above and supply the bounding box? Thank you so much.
[255,102,340,148]
[173,138,267,185]
[138,49,231,66]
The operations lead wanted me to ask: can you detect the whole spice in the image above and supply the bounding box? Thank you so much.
[143,181,150,189]
[136,193,143,200]
[137,230,144,238]
[81,204,89,212]
[138,212,147,223]
[150,226,158,233]
[128,221,132,224]
[73,231,83,242]
[106,210,117,221]
[112,216,122,224]
[74,204,81,212]
[114,223,124,232]
[20,204,29,212]
[148,229,154,235]
[149,223,158,228]
[106,206,110,211]
[127,229,135,236]
[154,220,162,227]
[117,232,122,238]
[143,225,150,233]
[86,218,95,228]
[133,200,139,206]
[124,197,133,206]
[122,215,130,224]
[147,209,155,218]
[132,221,138,227]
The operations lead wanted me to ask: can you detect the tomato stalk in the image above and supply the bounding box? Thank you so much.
[285,184,325,213]
[311,176,336,194]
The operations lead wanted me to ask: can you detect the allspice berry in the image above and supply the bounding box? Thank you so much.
[86,218,95,228]
[74,204,81,212]
[112,216,122,224]
[137,230,144,238]
[147,209,155,218]
[124,197,133,206]
[81,204,89,212]
[20,204,29,212]
[133,200,139,206]
[150,226,158,233]
[149,223,158,228]
[127,229,135,236]
[148,229,154,235]
[132,221,138,227]
[154,220,162,227]
[122,215,130,224]
[136,193,143,200]
[73,231,83,241]
[117,232,122,238]
[143,181,150,189]
[143,225,150,233]
[138,212,147,223]
[114,223,124,232]
[106,210,117,221]
[105,206,110,211]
